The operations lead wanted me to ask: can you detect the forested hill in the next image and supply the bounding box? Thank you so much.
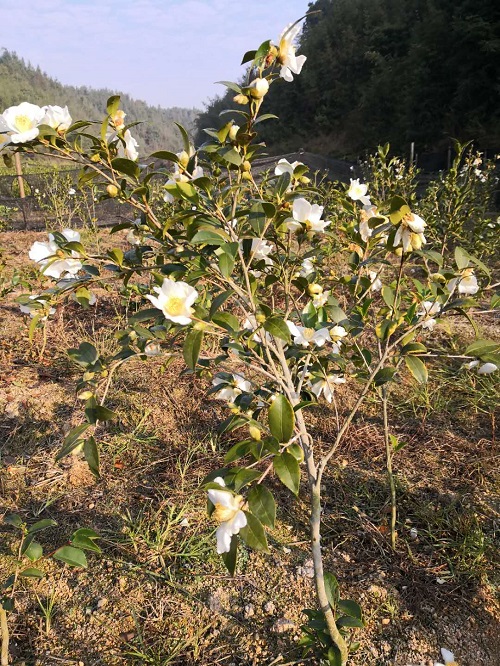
[196,0,500,158]
[0,50,199,154]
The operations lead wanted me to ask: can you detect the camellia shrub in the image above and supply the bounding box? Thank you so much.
[1,17,498,665]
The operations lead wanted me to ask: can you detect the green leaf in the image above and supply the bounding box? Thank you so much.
[324,572,339,608]
[84,436,100,478]
[464,339,500,357]
[273,452,300,495]
[176,181,199,203]
[327,645,343,666]
[247,485,276,529]
[67,342,98,366]
[191,229,229,245]
[373,367,396,386]
[4,514,23,528]
[183,329,204,370]
[405,356,428,384]
[241,49,257,65]
[111,157,139,180]
[275,172,291,197]
[219,252,235,278]
[28,519,57,534]
[268,395,295,443]
[338,599,362,620]
[263,317,291,344]
[239,512,269,552]
[221,535,238,575]
[209,290,233,318]
[233,468,261,491]
[56,423,90,460]
[53,546,88,568]
[216,80,242,94]
[174,122,191,155]
[149,150,180,162]
[19,568,45,578]
[23,538,43,562]
[454,246,470,270]
[70,534,101,553]
[220,147,242,166]
[106,95,121,117]
[85,398,116,424]
[212,312,240,332]
[381,286,395,308]
[337,616,364,628]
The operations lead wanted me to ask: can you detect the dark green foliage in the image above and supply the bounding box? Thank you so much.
[0,50,199,154]
[196,0,500,156]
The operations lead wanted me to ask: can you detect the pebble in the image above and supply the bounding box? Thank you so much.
[97,597,108,609]
[296,558,314,578]
[244,604,255,619]
[272,618,296,633]
[263,601,276,615]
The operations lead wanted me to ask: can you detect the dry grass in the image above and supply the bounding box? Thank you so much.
[0,229,498,665]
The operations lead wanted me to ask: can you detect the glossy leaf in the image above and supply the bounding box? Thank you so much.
[268,395,295,443]
[273,451,300,495]
[247,485,276,528]
[239,512,269,552]
[53,546,88,568]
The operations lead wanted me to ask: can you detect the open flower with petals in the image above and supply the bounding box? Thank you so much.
[19,295,55,320]
[213,373,252,402]
[310,375,346,403]
[274,158,304,188]
[299,258,315,277]
[286,198,330,234]
[348,179,371,206]
[312,290,330,308]
[146,278,197,325]
[369,270,383,292]
[29,229,82,279]
[394,212,427,253]
[107,129,139,161]
[359,204,379,241]
[163,162,203,203]
[278,23,307,82]
[245,238,274,266]
[1,102,45,144]
[42,105,72,132]
[417,300,441,330]
[286,321,330,347]
[447,268,479,295]
[207,477,247,554]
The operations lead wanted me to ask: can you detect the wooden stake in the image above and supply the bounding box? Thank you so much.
[14,152,25,198]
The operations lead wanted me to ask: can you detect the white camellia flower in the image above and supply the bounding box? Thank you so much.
[310,375,346,403]
[163,164,204,203]
[278,23,307,82]
[286,198,330,233]
[417,300,441,330]
[348,179,371,206]
[299,258,315,277]
[369,270,383,292]
[19,295,56,320]
[477,362,498,375]
[394,212,427,253]
[330,325,348,342]
[207,477,247,554]
[448,268,479,295]
[248,78,269,98]
[243,315,272,344]
[144,341,162,356]
[250,238,274,265]
[28,229,83,279]
[1,102,45,143]
[146,278,198,325]
[312,290,330,308]
[463,360,480,370]
[275,158,304,178]
[213,373,252,402]
[42,105,72,132]
[359,204,378,242]
[107,129,139,161]
[286,321,330,347]
[434,647,458,666]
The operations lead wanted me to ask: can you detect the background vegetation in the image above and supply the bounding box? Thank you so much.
[0,51,199,155]
[196,0,500,158]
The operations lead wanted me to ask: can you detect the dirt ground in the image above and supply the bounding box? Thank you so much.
[0,229,498,666]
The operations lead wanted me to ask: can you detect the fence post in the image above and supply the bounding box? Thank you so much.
[14,152,26,198]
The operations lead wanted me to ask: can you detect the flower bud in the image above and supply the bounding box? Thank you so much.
[394,247,403,257]
[194,321,208,331]
[255,313,266,323]
[106,184,119,198]
[228,124,239,141]
[430,272,446,284]
[242,172,252,182]
[242,160,252,172]
[178,150,190,168]
[111,109,126,129]
[129,330,138,340]
[410,232,423,250]
[233,93,249,105]
[300,176,311,185]
[248,78,269,99]
[91,154,101,162]
[249,425,261,441]
[308,283,323,296]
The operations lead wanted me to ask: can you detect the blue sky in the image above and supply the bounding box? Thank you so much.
[1,0,310,109]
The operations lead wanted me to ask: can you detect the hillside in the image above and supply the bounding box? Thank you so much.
[196,0,500,158]
[0,50,199,155]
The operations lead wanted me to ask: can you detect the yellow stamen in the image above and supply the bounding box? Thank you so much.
[14,115,33,133]
[165,296,186,316]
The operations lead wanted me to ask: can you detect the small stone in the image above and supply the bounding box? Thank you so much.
[272,618,296,633]
[283,547,291,554]
[264,601,275,615]
[381,618,391,625]
[410,527,418,540]
[97,597,108,609]
[208,592,223,613]
[88,503,95,509]
[244,604,255,619]
[296,559,314,579]
[179,517,189,527]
